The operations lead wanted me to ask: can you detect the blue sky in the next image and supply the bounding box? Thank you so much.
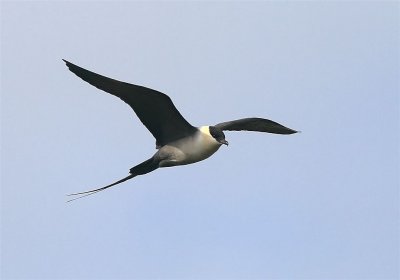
[1,1,399,279]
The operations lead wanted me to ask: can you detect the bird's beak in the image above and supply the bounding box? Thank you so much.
[220,139,229,146]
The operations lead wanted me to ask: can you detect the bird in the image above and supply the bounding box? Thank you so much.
[63,59,298,201]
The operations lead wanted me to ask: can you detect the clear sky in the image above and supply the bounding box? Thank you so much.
[1,1,399,279]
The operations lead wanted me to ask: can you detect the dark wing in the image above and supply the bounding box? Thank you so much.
[215,118,298,134]
[63,59,197,146]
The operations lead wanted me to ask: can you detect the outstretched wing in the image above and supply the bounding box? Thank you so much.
[215,118,298,134]
[63,59,197,147]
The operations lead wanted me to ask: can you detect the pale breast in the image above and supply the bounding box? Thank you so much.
[158,126,222,166]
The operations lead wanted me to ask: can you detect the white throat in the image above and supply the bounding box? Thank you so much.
[199,125,212,137]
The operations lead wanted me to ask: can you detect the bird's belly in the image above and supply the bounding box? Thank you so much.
[158,135,222,166]
[180,140,221,164]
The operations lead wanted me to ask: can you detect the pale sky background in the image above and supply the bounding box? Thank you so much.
[1,1,399,279]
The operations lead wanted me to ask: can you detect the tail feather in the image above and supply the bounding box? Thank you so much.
[67,156,159,202]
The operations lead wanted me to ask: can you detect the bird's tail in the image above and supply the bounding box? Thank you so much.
[67,157,159,202]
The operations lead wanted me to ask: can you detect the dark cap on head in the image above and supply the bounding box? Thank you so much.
[209,126,228,146]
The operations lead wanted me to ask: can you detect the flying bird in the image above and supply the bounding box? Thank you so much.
[63,59,297,201]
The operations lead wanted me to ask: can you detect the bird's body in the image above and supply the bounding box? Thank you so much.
[157,126,223,167]
[63,59,297,201]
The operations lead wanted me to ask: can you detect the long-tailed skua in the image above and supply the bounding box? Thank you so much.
[63,60,297,201]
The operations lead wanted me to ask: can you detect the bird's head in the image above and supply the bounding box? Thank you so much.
[209,126,229,146]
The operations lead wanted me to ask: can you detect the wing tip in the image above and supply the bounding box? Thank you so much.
[62,58,73,68]
[286,128,300,134]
